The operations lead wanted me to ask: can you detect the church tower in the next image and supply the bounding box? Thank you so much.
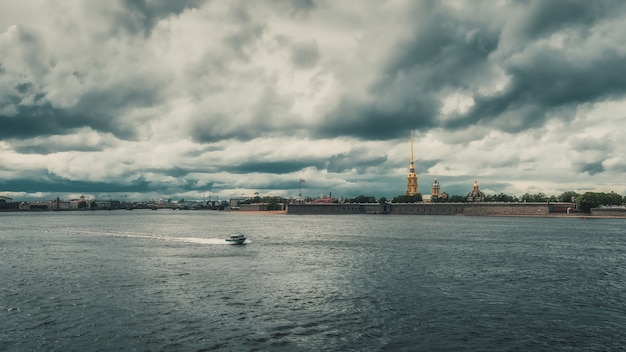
[431,178,440,198]
[406,131,418,196]
[467,179,485,202]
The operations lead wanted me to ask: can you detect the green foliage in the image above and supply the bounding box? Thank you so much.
[266,198,281,210]
[520,192,549,202]
[444,195,467,203]
[557,191,578,203]
[346,195,377,203]
[576,191,624,213]
[237,196,287,210]
[392,194,423,203]
[484,193,519,202]
[378,197,388,204]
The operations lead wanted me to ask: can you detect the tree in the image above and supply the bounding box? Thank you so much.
[558,191,578,203]
[266,198,280,210]
[484,193,518,202]
[576,191,624,213]
[347,195,377,203]
[392,194,422,203]
[444,195,467,203]
[576,192,600,213]
[521,192,549,202]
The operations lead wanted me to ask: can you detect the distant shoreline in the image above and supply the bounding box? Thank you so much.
[226,210,621,218]
[2,209,625,218]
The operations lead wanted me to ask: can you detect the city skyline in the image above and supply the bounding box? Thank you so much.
[2,1,626,201]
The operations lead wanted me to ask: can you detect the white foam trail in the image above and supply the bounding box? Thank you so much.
[119,233,229,245]
[72,229,230,245]
[176,237,228,245]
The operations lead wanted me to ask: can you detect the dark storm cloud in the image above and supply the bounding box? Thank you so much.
[0,103,77,139]
[316,2,498,140]
[317,97,439,140]
[70,83,163,139]
[519,0,624,39]
[0,23,166,144]
[451,47,626,132]
[575,161,605,176]
[0,82,162,141]
[225,160,311,175]
[324,151,387,173]
[318,1,626,140]
[12,140,109,155]
[222,150,388,175]
[0,173,152,193]
[442,1,626,133]
[117,0,207,36]
[383,8,499,90]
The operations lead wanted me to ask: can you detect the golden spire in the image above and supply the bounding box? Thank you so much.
[406,130,418,196]
[410,130,414,165]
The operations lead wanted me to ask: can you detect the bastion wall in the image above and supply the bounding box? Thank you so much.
[590,207,626,217]
[286,202,557,216]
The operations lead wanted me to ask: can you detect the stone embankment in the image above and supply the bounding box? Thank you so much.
[286,202,579,216]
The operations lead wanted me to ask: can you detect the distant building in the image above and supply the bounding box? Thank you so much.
[429,178,448,203]
[229,198,245,209]
[431,178,441,198]
[0,196,18,210]
[467,179,485,202]
[311,194,335,204]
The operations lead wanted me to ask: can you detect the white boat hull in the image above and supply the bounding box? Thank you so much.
[225,233,247,244]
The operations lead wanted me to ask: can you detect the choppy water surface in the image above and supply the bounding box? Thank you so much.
[1,211,625,351]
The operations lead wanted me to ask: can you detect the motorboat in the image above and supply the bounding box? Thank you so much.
[225,233,246,244]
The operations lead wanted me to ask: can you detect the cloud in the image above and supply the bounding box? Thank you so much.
[117,0,207,36]
[575,161,605,176]
[290,39,320,69]
[2,0,626,201]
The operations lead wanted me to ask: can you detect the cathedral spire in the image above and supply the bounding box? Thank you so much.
[406,131,418,196]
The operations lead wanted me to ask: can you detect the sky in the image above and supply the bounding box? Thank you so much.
[1,0,626,202]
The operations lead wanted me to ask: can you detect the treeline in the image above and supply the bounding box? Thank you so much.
[240,191,624,213]
[240,196,285,210]
[344,191,624,213]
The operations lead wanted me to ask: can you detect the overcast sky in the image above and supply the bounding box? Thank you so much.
[2,0,626,202]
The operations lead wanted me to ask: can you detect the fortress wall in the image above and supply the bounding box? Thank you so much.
[239,204,267,211]
[550,203,576,213]
[590,208,626,217]
[462,203,550,216]
[286,203,363,214]
[389,203,464,215]
[287,202,553,216]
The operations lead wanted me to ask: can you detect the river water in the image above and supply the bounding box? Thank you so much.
[1,211,625,351]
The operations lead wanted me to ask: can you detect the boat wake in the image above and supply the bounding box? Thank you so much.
[71,229,230,245]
